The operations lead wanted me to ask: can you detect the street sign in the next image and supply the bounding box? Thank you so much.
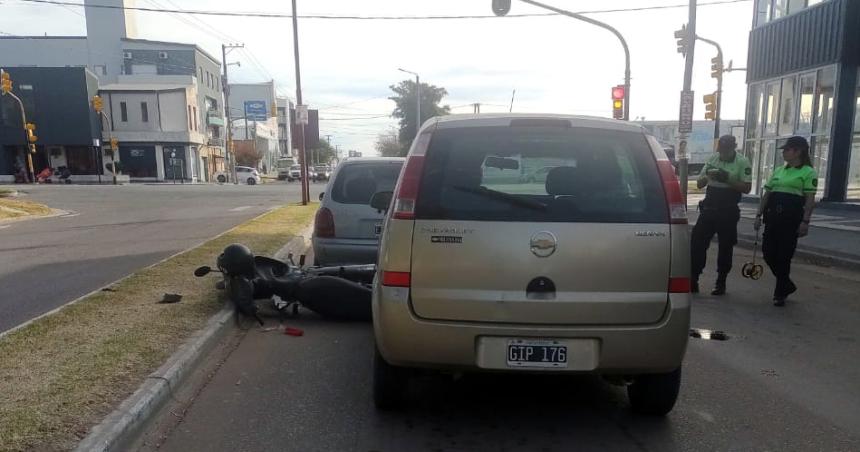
[296,105,309,125]
[679,91,694,134]
[244,100,268,121]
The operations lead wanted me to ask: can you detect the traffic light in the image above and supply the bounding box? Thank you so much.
[674,25,689,55]
[703,93,717,120]
[1,70,11,94]
[611,85,625,120]
[710,55,723,79]
[25,123,37,143]
[92,95,104,113]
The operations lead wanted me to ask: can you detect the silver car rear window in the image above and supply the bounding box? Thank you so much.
[331,162,404,205]
[415,126,667,223]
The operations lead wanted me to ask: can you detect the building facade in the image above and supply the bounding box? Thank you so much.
[277,97,293,157]
[98,80,206,182]
[0,67,108,182]
[745,0,860,201]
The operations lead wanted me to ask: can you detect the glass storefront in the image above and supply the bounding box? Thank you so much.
[754,0,831,26]
[846,70,860,200]
[745,65,837,198]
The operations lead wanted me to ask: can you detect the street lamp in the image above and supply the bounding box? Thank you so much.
[398,68,421,137]
[491,0,631,120]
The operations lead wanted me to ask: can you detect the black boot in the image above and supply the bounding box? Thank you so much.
[711,274,727,296]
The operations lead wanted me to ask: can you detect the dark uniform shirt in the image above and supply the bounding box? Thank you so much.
[700,152,752,208]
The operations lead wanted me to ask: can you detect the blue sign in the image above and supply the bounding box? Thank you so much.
[244,100,268,121]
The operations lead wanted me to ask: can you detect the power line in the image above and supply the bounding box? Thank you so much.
[17,0,753,20]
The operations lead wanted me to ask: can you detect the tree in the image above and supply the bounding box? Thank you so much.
[375,133,402,157]
[389,79,450,153]
[235,145,265,168]
[309,139,337,164]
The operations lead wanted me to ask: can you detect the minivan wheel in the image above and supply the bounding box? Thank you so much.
[217,174,226,183]
[373,347,409,410]
[247,178,257,185]
[627,367,681,415]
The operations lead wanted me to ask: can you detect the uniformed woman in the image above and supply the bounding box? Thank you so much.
[753,136,817,306]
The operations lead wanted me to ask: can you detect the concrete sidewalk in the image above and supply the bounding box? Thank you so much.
[688,194,860,270]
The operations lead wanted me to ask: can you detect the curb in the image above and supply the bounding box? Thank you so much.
[73,227,314,452]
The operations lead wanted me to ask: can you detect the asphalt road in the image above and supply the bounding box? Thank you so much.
[0,182,323,333]
[145,248,860,451]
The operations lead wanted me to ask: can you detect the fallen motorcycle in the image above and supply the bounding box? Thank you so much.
[194,244,375,323]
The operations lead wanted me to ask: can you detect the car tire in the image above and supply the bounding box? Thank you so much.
[373,347,409,410]
[627,367,682,415]
[217,174,227,183]
[247,178,257,185]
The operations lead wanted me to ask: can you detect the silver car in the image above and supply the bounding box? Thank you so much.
[313,157,405,266]
[372,114,691,415]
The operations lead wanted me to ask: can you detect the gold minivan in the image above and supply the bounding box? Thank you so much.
[372,114,691,415]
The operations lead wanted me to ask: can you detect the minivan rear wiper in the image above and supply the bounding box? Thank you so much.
[452,185,548,211]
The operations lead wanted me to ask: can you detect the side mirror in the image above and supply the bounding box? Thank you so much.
[194,266,212,277]
[370,191,394,213]
[318,191,325,201]
[492,0,511,16]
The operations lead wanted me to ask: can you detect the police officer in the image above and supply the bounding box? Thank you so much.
[753,136,817,306]
[690,135,752,295]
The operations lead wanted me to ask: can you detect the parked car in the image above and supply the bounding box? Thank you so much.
[216,166,260,185]
[313,165,332,182]
[287,164,302,182]
[371,114,691,415]
[312,157,405,266]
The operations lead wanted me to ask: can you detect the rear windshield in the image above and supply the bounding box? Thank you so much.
[415,126,667,223]
[331,162,404,205]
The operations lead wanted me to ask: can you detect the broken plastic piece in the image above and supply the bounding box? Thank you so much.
[159,293,182,304]
[284,327,304,337]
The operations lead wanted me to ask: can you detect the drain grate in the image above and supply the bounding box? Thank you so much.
[689,328,729,341]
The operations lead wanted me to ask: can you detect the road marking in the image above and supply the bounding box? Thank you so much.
[61,212,81,218]
[230,206,252,212]
[0,224,11,230]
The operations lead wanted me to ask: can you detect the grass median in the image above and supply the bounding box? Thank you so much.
[0,203,316,451]
[0,197,52,220]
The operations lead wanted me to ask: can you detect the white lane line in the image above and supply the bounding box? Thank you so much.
[0,224,11,230]
[61,212,81,218]
[229,206,252,212]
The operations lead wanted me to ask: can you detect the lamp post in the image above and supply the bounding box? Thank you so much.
[398,68,421,137]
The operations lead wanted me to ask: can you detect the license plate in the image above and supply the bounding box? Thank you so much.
[506,339,568,368]
[374,223,382,236]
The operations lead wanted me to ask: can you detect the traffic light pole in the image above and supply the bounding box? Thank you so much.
[696,35,724,142]
[678,0,697,204]
[5,91,35,183]
[292,0,309,205]
[97,111,118,185]
[518,0,630,120]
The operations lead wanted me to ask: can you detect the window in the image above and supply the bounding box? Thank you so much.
[814,66,836,135]
[120,102,128,122]
[94,65,107,76]
[772,0,788,19]
[199,67,203,81]
[764,81,780,136]
[158,51,168,59]
[331,162,403,205]
[747,84,764,139]
[141,102,149,122]
[415,127,667,224]
[124,52,132,59]
[188,105,193,130]
[812,136,829,197]
[778,76,796,136]
[797,73,816,135]
[192,106,197,131]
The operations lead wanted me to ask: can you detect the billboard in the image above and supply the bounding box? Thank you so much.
[244,100,268,121]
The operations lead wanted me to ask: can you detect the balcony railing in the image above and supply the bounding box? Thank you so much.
[207,137,225,147]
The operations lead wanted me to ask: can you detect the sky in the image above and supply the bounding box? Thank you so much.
[0,0,755,155]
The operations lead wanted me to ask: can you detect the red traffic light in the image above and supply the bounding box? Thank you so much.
[612,85,625,100]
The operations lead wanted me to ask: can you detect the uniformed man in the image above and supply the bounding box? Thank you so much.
[690,135,753,295]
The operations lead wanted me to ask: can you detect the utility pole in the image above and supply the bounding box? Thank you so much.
[697,34,724,144]
[222,43,243,184]
[678,1,697,204]
[292,0,309,205]
[92,95,118,185]
[509,89,516,112]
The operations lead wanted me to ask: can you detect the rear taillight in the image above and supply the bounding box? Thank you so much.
[314,207,335,238]
[669,277,691,293]
[382,271,411,287]
[656,160,688,225]
[392,129,432,220]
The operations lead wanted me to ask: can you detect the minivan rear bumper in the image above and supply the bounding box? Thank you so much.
[373,287,690,374]
[313,236,380,266]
